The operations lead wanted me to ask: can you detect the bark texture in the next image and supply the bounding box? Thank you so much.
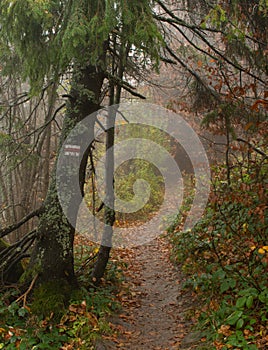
[27,64,105,288]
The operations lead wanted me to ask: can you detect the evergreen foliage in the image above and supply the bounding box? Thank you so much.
[0,0,163,93]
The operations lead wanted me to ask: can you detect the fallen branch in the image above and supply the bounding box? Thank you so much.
[0,230,37,282]
[0,207,42,239]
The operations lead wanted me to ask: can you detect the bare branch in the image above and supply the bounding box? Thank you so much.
[106,73,146,99]
[165,45,220,101]
[236,138,267,158]
[0,208,42,239]
[155,0,267,85]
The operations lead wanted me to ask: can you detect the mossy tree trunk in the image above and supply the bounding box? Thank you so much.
[26,64,105,288]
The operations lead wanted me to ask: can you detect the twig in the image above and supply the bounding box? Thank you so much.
[15,274,38,308]
[236,138,267,158]
[76,254,98,275]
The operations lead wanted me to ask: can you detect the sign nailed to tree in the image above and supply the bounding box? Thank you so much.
[64,144,81,157]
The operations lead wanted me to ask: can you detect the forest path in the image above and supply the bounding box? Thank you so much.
[97,237,201,350]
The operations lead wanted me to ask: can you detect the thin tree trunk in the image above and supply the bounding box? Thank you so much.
[92,42,125,283]
[91,106,116,284]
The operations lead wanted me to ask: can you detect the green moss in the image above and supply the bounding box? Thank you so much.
[19,260,42,285]
[31,280,72,320]
[70,288,85,302]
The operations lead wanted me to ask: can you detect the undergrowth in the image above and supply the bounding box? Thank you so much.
[170,143,268,349]
[0,239,123,349]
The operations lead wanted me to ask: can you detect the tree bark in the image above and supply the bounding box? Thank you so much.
[26,64,105,288]
[92,46,124,283]
[91,108,116,284]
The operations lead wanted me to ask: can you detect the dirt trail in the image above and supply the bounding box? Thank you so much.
[97,237,201,350]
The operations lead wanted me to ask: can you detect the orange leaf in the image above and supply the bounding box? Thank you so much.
[244,122,254,131]
[68,304,78,313]
[251,99,268,111]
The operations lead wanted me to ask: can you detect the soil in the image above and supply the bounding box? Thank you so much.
[96,236,202,350]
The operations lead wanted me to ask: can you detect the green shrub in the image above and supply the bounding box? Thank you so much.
[170,154,268,349]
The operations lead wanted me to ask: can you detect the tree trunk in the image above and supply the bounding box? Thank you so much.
[92,50,124,283]
[26,64,105,289]
[91,108,116,284]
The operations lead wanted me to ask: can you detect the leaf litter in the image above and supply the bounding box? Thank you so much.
[96,236,201,350]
